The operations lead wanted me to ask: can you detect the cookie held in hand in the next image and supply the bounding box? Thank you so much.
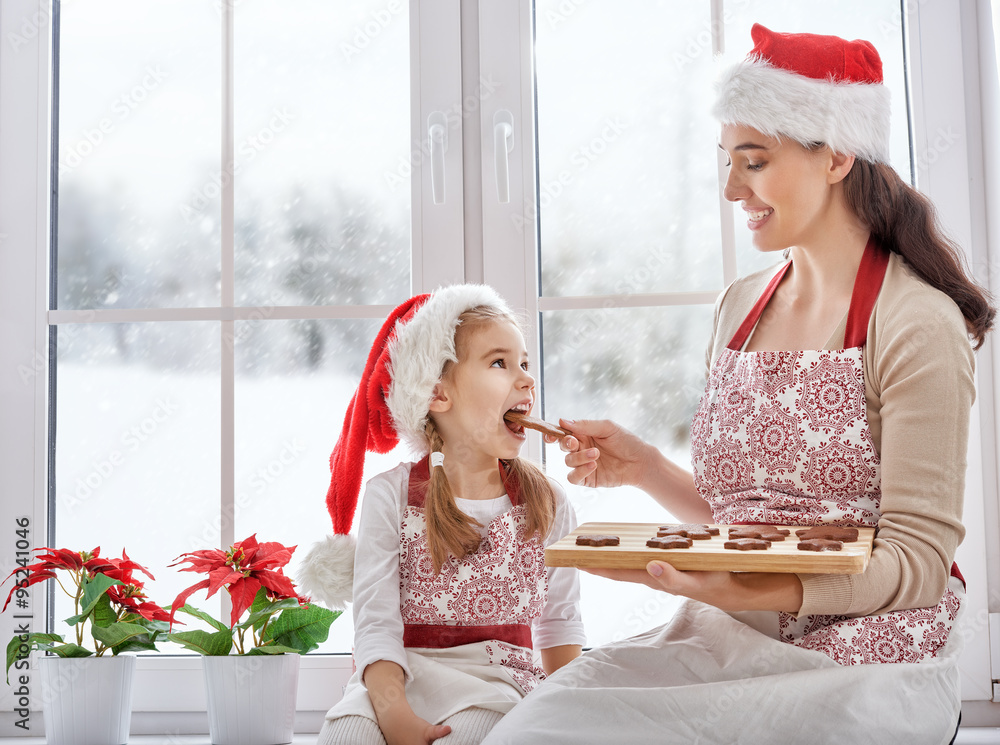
[504,411,572,438]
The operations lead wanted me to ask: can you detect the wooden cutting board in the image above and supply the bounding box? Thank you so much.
[545,522,875,574]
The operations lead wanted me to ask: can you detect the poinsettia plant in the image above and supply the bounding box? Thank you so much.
[167,534,338,656]
[2,547,171,682]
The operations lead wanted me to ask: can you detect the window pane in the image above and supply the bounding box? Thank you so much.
[541,305,714,645]
[54,323,221,638]
[234,318,408,652]
[535,1,724,298]
[57,1,221,309]
[234,0,411,307]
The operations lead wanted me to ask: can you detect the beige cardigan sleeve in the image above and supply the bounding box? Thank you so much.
[796,256,974,617]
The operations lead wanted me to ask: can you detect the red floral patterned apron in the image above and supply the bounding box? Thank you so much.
[398,457,547,692]
[691,241,962,665]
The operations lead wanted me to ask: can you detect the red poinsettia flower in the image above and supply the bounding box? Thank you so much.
[169,534,302,629]
[1,547,94,612]
[109,584,173,623]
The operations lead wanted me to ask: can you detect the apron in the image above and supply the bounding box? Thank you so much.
[690,239,963,665]
[398,456,548,693]
[327,457,548,726]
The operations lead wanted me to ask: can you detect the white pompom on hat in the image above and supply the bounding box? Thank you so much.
[713,23,891,164]
[296,284,513,609]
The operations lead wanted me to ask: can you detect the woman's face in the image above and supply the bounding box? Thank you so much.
[719,123,839,253]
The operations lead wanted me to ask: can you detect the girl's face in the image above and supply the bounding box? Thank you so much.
[719,123,842,252]
[431,319,535,462]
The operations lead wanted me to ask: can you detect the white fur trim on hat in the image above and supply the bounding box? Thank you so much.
[713,59,891,164]
[295,533,357,609]
[385,284,512,456]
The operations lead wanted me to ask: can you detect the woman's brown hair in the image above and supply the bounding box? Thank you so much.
[421,307,556,573]
[842,159,995,349]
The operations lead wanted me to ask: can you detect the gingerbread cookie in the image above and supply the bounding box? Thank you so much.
[728,526,790,542]
[575,534,620,547]
[797,538,844,552]
[723,537,771,550]
[795,526,859,542]
[646,535,693,549]
[503,411,571,438]
[657,523,719,540]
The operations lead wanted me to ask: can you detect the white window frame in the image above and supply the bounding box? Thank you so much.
[0,0,467,734]
[1,0,999,736]
[906,0,1000,720]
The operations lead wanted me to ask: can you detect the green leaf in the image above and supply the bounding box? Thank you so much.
[48,643,94,658]
[261,605,340,655]
[120,614,170,634]
[112,638,158,655]
[78,573,122,619]
[90,593,118,628]
[91,622,153,650]
[236,597,300,631]
[173,604,229,632]
[166,629,233,656]
[6,633,63,683]
[246,644,300,655]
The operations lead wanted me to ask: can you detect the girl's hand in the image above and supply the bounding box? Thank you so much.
[365,660,452,745]
[584,563,803,614]
[379,709,452,745]
[547,419,652,489]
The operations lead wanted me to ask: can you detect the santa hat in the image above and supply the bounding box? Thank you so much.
[713,23,891,164]
[296,284,512,608]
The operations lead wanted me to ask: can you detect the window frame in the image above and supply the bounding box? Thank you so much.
[1,0,998,735]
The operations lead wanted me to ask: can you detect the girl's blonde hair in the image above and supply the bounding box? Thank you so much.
[422,306,556,573]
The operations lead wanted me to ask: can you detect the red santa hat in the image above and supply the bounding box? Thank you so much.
[713,24,891,164]
[296,284,512,608]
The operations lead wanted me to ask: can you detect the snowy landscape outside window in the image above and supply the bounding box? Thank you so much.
[52,0,412,654]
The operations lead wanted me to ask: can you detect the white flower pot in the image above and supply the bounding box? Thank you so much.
[37,654,136,745]
[202,654,300,745]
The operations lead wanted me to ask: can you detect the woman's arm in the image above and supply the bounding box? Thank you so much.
[586,564,804,614]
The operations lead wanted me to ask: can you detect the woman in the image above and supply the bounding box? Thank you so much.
[481,24,993,745]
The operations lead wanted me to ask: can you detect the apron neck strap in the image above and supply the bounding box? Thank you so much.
[844,237,890,348]
[407,457,520,507]
[726,237,889,351]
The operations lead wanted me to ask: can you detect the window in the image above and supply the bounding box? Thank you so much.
[51,0,418,657]
[533,0,911,644]
[1,0,996,732]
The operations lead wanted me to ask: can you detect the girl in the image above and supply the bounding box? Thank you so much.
[302,284,584,745]
[482,24,992,745]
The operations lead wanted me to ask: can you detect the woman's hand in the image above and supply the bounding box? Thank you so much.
[548,419,653,489]
[584,563,803,614]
